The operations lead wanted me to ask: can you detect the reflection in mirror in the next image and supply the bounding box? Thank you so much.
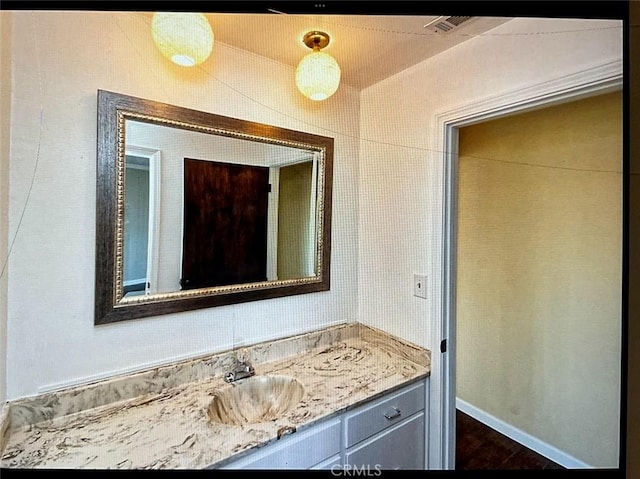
[95,90,333,324]
[123,154,151,296]
[123,119,320,296]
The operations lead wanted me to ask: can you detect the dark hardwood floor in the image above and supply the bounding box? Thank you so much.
[456,410,564,470]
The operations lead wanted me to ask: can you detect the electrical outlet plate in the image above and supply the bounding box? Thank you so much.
[413,274,427,299]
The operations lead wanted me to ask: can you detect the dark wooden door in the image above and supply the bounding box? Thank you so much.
[181,158,270,290]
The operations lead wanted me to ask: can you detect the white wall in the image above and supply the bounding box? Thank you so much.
[6,11,360,399]
[0,11,12,404]
[358,16,622,350]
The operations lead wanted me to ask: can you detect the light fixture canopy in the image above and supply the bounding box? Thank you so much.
[151,12,214,67]
[302,31,331,50]
[295,31,341,101]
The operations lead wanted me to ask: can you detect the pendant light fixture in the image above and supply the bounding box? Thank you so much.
[295,31,341,101]
[151,12,214,67]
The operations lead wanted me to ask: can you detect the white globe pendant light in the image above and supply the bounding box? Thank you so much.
[295,31,341,101]
[151,12,214,67]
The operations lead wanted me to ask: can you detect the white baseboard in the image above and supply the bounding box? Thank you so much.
[456,398,592,469]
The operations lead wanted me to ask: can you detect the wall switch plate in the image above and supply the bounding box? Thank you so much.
[413,274,427,299]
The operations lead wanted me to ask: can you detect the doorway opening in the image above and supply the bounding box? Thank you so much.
[433,60,624,470]
[123,146,161,297]
[454,92,622,469]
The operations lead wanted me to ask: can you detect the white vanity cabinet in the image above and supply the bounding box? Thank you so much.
[219,378,429,470]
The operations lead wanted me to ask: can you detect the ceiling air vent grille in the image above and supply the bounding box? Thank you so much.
[424,16,473,34]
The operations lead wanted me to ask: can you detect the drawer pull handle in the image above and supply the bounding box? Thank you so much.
[277,425,296,439]
[384,407,401,420]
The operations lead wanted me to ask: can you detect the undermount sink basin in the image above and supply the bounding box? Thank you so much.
[207,375,305,425]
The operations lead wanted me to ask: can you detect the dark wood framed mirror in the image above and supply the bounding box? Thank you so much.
[95,90,333,324]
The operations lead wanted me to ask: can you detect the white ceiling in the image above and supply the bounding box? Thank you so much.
[147,13,513,90]
[206,14,512,90]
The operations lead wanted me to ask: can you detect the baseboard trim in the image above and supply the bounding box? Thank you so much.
[455,398,592,469]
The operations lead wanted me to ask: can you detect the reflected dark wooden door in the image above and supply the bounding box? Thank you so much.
[181,158,270,290]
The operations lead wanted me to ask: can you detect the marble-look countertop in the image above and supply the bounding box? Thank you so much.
[0,323,430,469]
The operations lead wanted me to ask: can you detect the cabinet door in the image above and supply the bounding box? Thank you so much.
[220,418,341,469]
[310,454,342,470]
[346,412,425,470]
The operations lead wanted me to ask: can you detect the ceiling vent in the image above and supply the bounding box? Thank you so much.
[423,16,473,33]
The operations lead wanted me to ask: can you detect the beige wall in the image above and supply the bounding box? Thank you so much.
[278,161,313,280]
[0,11,12,404]
[628,2,640,476]
[456,92,622,467]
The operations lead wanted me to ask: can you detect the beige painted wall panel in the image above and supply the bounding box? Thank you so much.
[278,161,313,280]
[457,92,622,467]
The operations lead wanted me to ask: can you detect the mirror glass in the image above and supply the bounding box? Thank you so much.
[96,90,333,324]
[124,119,320,296]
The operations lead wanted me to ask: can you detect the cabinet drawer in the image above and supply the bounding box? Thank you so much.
[346,412,425,470]
[221,418,341,469]
[344,381,425,448]
[310,453,342,470]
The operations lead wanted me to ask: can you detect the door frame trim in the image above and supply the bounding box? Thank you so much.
[430,58,623,470]
[124,145,161,296]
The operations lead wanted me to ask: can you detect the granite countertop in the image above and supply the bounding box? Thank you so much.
[0,323,431,469]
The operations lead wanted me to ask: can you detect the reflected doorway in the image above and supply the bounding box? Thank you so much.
[123,146,161,297]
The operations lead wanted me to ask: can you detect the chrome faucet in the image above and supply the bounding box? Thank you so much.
[224,351,255,383]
